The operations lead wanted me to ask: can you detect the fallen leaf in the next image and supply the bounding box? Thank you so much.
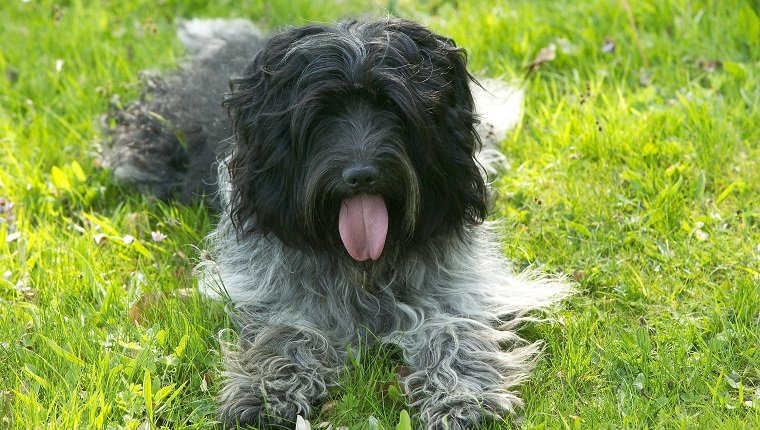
[200,372,212,392]
[129,292,165,323]
[320,399,339,417]
[572,270,585,282]
[697,59,722,73]
[525,44,556,72]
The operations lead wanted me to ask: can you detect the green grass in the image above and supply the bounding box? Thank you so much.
[1,0,758,428]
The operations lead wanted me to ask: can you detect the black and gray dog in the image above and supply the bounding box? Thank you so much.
[106,17,571,430]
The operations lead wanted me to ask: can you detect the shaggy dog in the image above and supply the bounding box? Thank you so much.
[105,17,571,430]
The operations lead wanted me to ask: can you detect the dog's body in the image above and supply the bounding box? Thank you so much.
[106,18,570,430]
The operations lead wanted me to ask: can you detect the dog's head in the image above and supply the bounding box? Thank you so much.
[224,19,487,262]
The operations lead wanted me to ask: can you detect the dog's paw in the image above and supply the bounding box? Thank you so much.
[422,403,484,430]
[419,392,519,430]
[219,403,303,429]
[219,406,289,429]
[218,383,305,429]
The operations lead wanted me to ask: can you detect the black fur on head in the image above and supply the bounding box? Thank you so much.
[223,18,487,259]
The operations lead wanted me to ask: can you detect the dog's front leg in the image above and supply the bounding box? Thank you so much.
[396,317,538,430]
[218,323,343,429]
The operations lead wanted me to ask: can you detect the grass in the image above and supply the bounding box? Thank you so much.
[1,0,758,428]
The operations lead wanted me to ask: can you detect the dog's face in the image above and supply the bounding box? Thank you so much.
[224,19,487,262]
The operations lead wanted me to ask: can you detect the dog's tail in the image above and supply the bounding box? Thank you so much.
[101,19,261,203]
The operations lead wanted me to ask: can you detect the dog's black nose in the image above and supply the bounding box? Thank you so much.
[343,165,379,189]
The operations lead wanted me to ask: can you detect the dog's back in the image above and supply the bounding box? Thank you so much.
[103,19,261,203]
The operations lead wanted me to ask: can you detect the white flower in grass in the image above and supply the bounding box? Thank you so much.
[151,230,167,242]
[122,234,134,245]
[694,229,709,241]
[691,221,709,242]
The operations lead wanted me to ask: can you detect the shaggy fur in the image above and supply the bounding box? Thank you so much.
[105,17,571,430]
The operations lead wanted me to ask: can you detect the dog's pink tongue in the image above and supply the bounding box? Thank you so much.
[339,195,388,261]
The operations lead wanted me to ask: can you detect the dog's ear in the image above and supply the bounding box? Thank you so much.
[380,19,488,240]
[222,28,311,243]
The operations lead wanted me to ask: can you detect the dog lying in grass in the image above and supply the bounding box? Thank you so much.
[105,17,571,430]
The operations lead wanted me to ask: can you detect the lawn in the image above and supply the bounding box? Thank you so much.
[1,0,759,429]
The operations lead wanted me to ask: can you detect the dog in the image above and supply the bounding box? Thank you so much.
[105,17,571,430]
